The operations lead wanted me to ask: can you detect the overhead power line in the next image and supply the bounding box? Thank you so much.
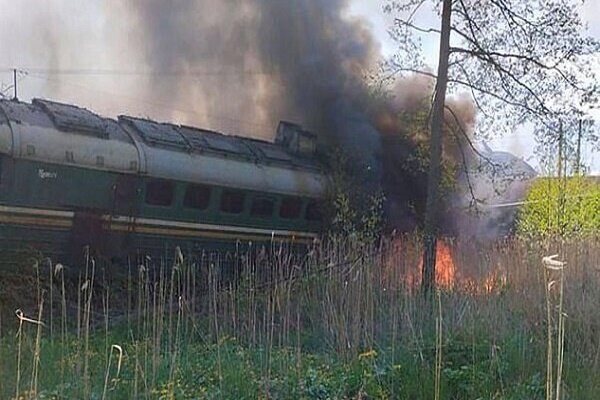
[1,67,279,77]
[25,73,277,134]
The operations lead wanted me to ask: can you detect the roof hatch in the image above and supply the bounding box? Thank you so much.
[33,98,109,139]
[119,116,189,150]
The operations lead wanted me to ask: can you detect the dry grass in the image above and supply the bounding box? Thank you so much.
[0,234,598,398]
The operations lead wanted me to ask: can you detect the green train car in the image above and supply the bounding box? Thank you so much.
[0,98,328,265]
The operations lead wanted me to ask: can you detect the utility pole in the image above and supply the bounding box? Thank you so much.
[575,119,582,175]
[12,68,17,100]
[556,120,567,235]
[557,120,563,178]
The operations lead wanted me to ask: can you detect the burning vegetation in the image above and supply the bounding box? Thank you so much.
[384,236,509,294]
[1,0,598,397]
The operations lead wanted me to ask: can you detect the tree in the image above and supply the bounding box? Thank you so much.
[385,0,599,291]
[517,176,600,238]
[326,149,385,243]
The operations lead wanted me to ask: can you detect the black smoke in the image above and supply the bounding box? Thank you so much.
[121,0,382,171]
[120,0,490,231]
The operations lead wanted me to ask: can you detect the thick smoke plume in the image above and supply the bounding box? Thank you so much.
[121,1,380,149]
[3,0,491,233]
[121,0,482,227]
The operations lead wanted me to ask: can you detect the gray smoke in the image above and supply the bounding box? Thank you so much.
[118,0,382,169]
[122,1,497,227]
[5,0,522,235]
[454,148,537,238]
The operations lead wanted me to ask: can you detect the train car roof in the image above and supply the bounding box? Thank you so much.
[118,115,322,172]
[0,98,328,197]
[0,99,134,143]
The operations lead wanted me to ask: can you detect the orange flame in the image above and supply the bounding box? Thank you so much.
[461,273,507,295]
[416,240,456,289]
[383,237,507,294]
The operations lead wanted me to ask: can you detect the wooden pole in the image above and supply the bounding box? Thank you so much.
[13,69,17,100]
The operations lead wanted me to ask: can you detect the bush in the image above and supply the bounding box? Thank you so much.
[517,176,600,238]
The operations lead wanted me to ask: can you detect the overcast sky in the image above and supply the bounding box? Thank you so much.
[0,0,598,173]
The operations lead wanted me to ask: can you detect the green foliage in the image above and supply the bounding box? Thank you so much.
[331,193,356,236]
[0,326,582,399]
[2,237,600,398]
[326,149,384,242]
[517,176,600,238]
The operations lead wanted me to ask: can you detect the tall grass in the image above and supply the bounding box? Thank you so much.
[0,235,599,398]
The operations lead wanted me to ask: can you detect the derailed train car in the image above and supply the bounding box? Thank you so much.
[0,98,328,264]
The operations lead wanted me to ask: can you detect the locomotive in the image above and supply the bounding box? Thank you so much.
[0,98,328,264]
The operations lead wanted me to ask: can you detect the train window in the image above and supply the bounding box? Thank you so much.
[305,200,323,221]
[250,197,275,218]
[184,184,212,210]
[220,189,245,214]
[279,196,302,219]
[145,179,174,206]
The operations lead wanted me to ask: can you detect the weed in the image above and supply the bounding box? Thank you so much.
[0,235,598,399]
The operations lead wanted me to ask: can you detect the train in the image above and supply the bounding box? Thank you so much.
[0,98,328,265]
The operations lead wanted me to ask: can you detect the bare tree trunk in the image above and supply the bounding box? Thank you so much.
[422,0,452,293]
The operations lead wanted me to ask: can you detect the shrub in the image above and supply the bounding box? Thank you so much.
[517,176,600,238]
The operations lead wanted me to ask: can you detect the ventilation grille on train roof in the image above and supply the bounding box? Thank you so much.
[120,115,323,171]
[178,126,255,158]
[120,116,189,150]
[32,98,109,139]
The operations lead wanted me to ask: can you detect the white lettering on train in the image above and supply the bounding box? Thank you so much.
[38,169,58,179]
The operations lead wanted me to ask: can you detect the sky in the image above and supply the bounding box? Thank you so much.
[0,0,598,174]
[347,0,600,174]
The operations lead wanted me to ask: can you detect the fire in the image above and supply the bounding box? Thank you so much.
[416,240,456,289]
[382,237,507,294]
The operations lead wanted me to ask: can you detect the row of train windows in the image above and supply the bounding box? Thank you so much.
[145,180,322,221]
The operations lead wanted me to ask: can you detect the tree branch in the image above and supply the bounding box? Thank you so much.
[446,120,481,210]
[449,47,585,91]
[443,104,498,168]
[394,18,440,34]
[407,0,428,21]
[388,62,552,125]
[451,60,491,119]
[385,63,438,80]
